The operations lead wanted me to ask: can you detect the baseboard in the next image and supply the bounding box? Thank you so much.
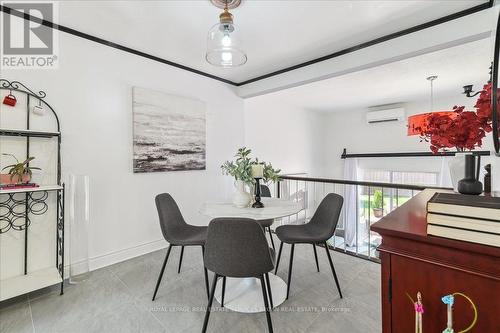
[89,239,168,271]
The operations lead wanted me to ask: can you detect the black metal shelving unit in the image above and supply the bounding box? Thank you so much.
[0,79,65,301]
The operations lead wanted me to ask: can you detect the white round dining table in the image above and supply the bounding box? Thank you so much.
[199,197,303,313]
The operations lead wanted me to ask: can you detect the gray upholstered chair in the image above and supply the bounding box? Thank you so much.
[257,184,275,251]
[260,184,272,198]
[152,193,209,301]
[275,193,344,300]
[202,218,275,333]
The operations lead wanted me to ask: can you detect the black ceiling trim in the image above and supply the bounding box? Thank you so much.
[0,5,238,86]
[236,0,494,86]
[0,1,494,88]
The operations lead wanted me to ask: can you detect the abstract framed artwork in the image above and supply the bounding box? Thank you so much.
[132,87,206,172]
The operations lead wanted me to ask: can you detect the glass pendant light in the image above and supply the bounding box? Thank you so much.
[206,1,247,67]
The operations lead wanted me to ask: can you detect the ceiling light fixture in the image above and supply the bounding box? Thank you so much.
[407,75,455,136]
[206,0,247,68]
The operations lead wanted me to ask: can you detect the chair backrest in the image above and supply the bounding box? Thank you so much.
[308,193,344,241]
[260,184,272,198]
[155,193,188,243]
[204,218,274,278]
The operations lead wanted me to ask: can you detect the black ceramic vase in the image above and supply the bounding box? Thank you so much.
[457,155,483,195]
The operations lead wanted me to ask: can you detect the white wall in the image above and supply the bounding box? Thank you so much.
[323,95,495,178]
[244,97,325,176]
[1,31,244,278]
[243,89,495,184]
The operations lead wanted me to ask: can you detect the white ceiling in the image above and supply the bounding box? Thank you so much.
[250,38,493,112]
[57,0,489,83]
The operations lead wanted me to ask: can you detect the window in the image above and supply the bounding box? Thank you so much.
[361,169,438,186]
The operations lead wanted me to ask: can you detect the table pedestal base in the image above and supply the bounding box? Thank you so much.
[214,274,287,313]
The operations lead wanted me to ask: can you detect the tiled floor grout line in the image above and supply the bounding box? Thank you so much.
[108,266,169,332]
[26,294,35,333]
[0,247,379,333]
[147,307,170,332]
[302,262,372,332]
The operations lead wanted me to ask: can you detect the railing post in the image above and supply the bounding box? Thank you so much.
[355,184,359,256]
[368,186,371,258]
[382,187,384,217]
[276,175,450,263]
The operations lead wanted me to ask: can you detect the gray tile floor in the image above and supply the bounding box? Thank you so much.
[0,235,381,333]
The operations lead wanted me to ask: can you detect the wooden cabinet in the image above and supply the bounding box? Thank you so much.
[371,189,500,332]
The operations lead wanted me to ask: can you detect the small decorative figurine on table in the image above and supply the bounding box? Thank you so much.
[441,294,454,333]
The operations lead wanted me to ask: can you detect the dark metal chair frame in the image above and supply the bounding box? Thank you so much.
[202,218,275,333]
[152,193,210,301]
[259,184,276,251]
[274,193,344,300]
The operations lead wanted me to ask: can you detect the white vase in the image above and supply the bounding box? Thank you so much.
[448,152,472,192]
[232,180,252,208]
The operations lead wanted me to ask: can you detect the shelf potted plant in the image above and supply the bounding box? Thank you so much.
[221,147,281,208]
[1,154,41,185]
[372,190,384,218]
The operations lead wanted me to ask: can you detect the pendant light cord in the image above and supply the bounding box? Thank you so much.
[427,75,437,111]
[430,79,434,110]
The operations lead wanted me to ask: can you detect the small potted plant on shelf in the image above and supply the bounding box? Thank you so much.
[372,190,384,218]
[1,154,41,185]
[221,147,280,208]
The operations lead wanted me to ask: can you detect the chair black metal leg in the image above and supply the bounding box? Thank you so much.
[267,227,275,251]
[312,243,320,272]
[221,276,226,308]
[259,275,274,333]
[324,241,343,298]
[202,246,210,300]
[178,246,184,274]
[264,273,274,309]
[286,244,295,300]
[202,273,219,333]
[152,244,172,301]
[274,242,283,275]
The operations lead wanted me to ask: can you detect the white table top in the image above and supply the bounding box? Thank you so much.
[200,197,303,220]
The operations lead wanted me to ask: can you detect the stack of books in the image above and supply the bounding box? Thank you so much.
[427,192,500,247]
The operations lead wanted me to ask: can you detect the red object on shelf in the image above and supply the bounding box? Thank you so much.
[407,111,456,136]
[2,94,17,106]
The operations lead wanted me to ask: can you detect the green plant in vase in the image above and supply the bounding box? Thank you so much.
[256,159,281,183]
[221,147,254,185]
[372,190,384,218]
[221,147,281,207]
[1,153,41,185]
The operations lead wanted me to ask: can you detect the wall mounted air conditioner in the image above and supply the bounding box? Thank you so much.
[366,107,405,124]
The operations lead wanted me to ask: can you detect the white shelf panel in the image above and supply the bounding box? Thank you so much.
[0,267,62,301]
[0,128,60,137]
[0,185,63,194]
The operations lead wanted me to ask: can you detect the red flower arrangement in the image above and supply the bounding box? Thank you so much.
[418,82,500,154]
